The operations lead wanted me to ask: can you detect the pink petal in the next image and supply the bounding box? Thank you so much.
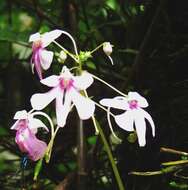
[71,89,95,120]
[56,90,72,127]
[30,87,58,110]
[41,29,63,47]
[40,50,53,70]
[16,128,47,161]
[11,120,27,130]
[100,97,128,110]
[73,72,94,90]
[41,75,60,87]
[128,92,148,108]
[134,111,147,147]
[114,111,134,131]
[33,50,43,79]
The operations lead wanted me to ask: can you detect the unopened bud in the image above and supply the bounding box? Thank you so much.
[58,50,67,63]
[103,42,113,56]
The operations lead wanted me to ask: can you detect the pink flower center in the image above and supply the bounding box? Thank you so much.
[32,40,42,51]
[128,100,138,109]
[59,78,74,90]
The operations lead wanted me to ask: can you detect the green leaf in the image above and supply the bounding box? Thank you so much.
[87,135,97,145]
[67,161,77,171]
[56,163,68,173]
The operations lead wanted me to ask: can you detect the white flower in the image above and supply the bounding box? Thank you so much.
[103,42,113,56]
[29,29,63,79]
[30,66,95,127]
[100,92,155,147]
[11,110,49,134]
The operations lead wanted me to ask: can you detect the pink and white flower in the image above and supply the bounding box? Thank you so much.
[29,29,63,79]
[100,92,155,147]
[30,66,95,127]
[11,110,48,161]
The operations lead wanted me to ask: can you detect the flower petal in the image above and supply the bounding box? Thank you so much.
[134,111,147,147]
[14,110,28,120]
[40,50,53,70]
[29,32,40,42]
[71,89,95,120]
[114,111,134,131]
[100,97,128,110]
[56,90,72,127]
[11,120,20,130]
[40,75,60,87]
[41,29,63,47]
[128,92,148,108]
[73,71,94,90]
[140,109,155,137]
[28,138,47,161]
[28,117,49,134]
[31,88,58,110]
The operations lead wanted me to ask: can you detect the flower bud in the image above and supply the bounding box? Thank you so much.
[58,50,67,63]
[103,42,113,56]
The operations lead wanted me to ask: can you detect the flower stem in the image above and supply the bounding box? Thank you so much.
[90,43,104,54]
[53,40,79,63]
[90,73,128,97]
[45,126,60,163]
[94,118,125,190]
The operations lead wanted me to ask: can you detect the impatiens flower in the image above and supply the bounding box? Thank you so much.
[102,42,114,65]
[29,29,63,79]
[100,92,155,147]
[11,110,48,161]
[103,42,113,56]
[30,66,95,127]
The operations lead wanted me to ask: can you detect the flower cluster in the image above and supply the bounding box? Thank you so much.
[11,29,155,162]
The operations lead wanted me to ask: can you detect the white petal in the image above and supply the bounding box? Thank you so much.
[71,89,95,120]
[41,29,63,47]
[114,111,134,131]
[40,50,53,70]
[14,110,28,120]
[30,88,58,110]
[40,75,60,87]
[128,92,148,108]
[28,117,49,134]
[60,66,73,78]
[29,33,41,42]
[11,120,19,130]
[134,111,146,147]
[100,97,128,110]
[140,109,155,137]
[56,90,72,127]
[73,71,93,90]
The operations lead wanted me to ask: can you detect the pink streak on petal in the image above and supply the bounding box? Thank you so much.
[59,78,74,90]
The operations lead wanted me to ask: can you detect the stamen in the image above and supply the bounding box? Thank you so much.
[128,100,138,109]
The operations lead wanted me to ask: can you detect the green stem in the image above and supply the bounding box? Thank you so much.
[94,118,125,190]
[53,40,79,63]
[90,43,104,54]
